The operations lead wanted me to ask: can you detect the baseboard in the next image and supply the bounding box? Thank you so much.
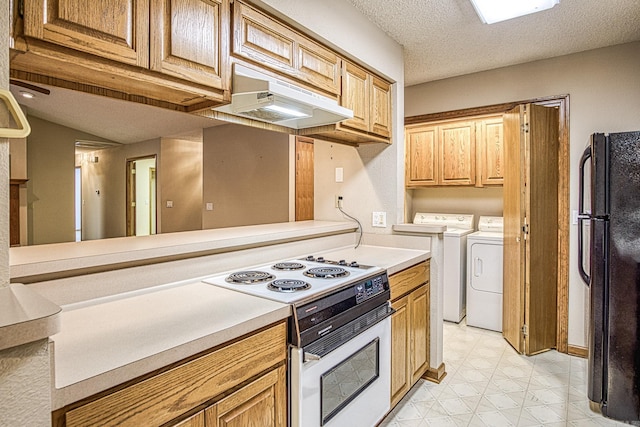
[568,345,588,358]
[423,363,447,384]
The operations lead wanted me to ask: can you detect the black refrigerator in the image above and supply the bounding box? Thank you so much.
[578,131,640,422]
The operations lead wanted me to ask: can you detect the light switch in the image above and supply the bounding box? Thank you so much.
[206,202,214,211]
[335,167,344,183]
[166,200,173,208]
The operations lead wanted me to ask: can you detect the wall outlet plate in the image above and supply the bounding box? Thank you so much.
[335,195,343,208]
[372,211,387,227]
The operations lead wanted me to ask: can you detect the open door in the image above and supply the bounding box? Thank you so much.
[295,137,314,221]
[503,104,559,355]
[126,156,157,236]
[502,106,526,352]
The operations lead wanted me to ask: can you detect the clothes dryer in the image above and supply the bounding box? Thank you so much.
[413,212,474,322]
[466,216,504,332]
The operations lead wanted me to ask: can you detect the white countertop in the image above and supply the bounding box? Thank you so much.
[47,243,430,409]
[10,220,356,281]
[50,281,290,409]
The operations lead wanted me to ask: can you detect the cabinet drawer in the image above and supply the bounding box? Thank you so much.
[64,322,287,427]
[389,261,429,301]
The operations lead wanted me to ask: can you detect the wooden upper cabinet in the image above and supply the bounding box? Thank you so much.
[150,0,229,89]
[370,75,392,138]
[439,121,476,185]
[339,61,392,139]
[405,126,437,186]
[477,117,504,186]
[341,62,370,133]
[23,0,150,67]
[232,0,340,95]
[406,116,505,187]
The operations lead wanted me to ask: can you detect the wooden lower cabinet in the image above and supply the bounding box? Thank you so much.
[389,261,430,408]
[57,321,287,427]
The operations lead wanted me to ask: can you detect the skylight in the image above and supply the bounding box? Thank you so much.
[470,0,560,24]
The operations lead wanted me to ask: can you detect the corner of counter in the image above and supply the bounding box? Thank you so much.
[0,284,61,351]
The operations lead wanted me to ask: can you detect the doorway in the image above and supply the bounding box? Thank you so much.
[405,94,570,353]
[295,136,314,221]
[126,156,157,236]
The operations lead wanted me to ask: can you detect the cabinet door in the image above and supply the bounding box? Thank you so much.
[410,285,429,384]
[297,40,341,95]
[370,75,391,138]
[478,117,504,185]
[390,294,410,408]
[439,121,476,185]
[340,61,370,133]
[406,126,438,186]
[23,0,150,67]
[206,365,286,427]
[151,0,229,89]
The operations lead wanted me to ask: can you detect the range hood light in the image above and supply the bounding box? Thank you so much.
[470,0,559,24]
[263,103,312,119]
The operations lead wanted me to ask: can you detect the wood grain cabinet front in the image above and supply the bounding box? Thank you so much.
[13,0,230,110]
[405,115,504,187]
[55,321,287,427]
[232,0,341,96]
[389,261,430,408]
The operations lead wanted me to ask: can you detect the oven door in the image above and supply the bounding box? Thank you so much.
[290,314,391,427]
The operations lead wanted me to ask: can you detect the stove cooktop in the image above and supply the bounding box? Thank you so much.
[202,257,382,304]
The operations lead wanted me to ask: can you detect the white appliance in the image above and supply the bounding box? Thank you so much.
[213,64,353,129]
[466,216,504,332]
[413,212,475,322]
[203,256,392,427]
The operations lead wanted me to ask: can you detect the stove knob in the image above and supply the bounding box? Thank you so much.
[306,255,315,261]
[317,257,325,263]
[349,261,360,268]
[338,259,347,266]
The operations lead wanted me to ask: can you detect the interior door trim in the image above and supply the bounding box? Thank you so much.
[405,94,570,354]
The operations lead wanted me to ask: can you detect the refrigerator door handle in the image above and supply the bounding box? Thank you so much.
[578,145,591,285]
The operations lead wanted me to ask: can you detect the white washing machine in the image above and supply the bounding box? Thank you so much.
[466,216,504,332]
[413,212,474,323]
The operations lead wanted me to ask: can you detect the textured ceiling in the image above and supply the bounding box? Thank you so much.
[345,0,640,86]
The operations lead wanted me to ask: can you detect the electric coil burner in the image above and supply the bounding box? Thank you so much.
[225,270,275,284]
[272,262,305,271]
[267,279,311,293]
[303,266,349,279]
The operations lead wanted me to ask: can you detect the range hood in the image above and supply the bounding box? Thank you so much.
[214,64,353,129]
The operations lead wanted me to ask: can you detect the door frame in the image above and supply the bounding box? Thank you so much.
[405,94,571,354]
[126,155,158,237]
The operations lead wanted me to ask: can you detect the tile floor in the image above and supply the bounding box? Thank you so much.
[380,320,629,426]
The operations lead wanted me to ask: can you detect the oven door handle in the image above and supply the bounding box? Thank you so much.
[302,303,394,362]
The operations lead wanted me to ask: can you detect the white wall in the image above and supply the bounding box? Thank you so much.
[405,41,640,348]
[257,0,406,231]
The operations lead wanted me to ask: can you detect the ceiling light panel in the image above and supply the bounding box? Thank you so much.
[470,0,560,24]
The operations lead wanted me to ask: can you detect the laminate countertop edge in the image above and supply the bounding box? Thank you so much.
[0,283,61,351]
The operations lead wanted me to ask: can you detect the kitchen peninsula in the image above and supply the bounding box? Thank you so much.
[8,221,433,425]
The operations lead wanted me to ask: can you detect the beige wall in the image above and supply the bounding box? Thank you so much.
[27,116,112,245]
[405,41,640,348]
[202,124,289,228]
[159,135,203,233]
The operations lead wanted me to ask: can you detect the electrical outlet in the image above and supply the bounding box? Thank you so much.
[372,211,387,227]
[335,195,343,208]
[206,202,214,211]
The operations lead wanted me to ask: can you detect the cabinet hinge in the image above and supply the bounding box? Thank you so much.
[521,123,529,133]
[18,0,25,17]
[522,324,528,336]
[522,217,529,240]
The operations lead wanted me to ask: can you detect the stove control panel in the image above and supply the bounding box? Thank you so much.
[355,274,387,304]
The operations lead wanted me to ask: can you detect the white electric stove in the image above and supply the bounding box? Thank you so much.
[203,255,393,427]
[203,256,383,305]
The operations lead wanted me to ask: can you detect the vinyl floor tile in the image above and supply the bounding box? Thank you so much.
[381,320,631,427]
